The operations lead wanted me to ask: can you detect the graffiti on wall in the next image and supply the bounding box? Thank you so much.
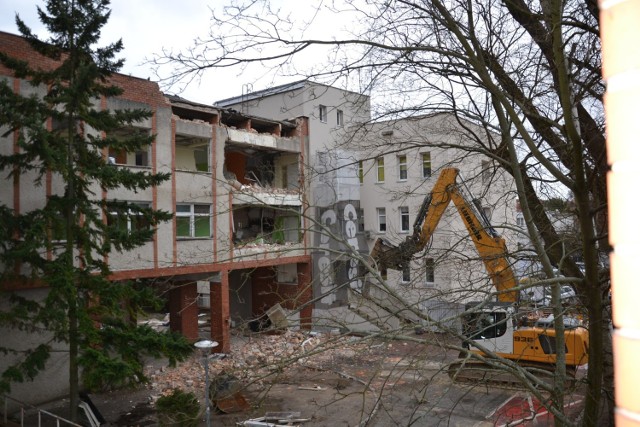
[313,201,368,307]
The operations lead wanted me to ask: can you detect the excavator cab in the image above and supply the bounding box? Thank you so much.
[462,302,515,354]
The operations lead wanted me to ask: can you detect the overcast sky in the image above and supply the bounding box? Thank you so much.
[0,0,277,105]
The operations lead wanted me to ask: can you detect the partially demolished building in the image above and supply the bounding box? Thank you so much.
[0,31,316,403]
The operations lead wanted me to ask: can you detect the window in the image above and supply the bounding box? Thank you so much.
[481,206,492,221]
[108,202,152,234]
[398,155,407,180]
[49,212,67,242]
[482,160,492,184]
[422,152,431,178]
[516,214,525,228]
[135,149,149,167]
[357,208,365,233]
[402,265,411,283]
[358,161,363,184]
[376,157,385,182]
[176,204,211,238]
[400,206,410,232]
[319,105,327,123]
[108,127,151,167]
[336,109,343,126]
[377,207,386,232]
[425,258,435,285]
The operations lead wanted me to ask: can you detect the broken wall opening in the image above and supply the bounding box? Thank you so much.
[224,147,299,190]
[175,134,210,172]
[228,266,303,332]
[232,206,301,246]
[107,126,151,166]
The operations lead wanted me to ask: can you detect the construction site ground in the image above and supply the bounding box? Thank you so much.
[14,327,587,427]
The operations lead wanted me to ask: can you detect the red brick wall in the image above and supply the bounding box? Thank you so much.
[0,31,168,108]
[251,267,300,315]
[168,282,198,341]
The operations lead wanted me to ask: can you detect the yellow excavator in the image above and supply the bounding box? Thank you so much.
[370,168,588,387]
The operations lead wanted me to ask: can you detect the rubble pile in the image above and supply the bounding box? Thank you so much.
[147,331,372,400]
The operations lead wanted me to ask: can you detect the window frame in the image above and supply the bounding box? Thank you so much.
[336,109,344,127]
[425,258,435,286]
[481,160,492,184]
[421,152,432,178]
[398,155,408,181]
[319,105,327,123]
[402,265,411,283]
[176,203,212,239]
[376,157,385,183]
[377,207,387,232]
[399,206,410,233]
[108,202,152,235]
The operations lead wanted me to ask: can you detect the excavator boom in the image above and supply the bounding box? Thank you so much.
[370,168,518,302]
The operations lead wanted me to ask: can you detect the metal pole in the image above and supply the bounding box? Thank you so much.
[194,340,217,427]
[203,353,210,427]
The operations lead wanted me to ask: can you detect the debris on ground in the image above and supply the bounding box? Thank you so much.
[146,330,372,403]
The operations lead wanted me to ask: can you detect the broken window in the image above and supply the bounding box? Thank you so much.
[176,204,212,238]
[175,135,210,172]
[107,126,152,167]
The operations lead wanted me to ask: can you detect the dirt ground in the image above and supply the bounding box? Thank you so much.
[14,328,586,426]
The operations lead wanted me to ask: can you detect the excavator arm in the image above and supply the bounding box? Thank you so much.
[370,168,518,302]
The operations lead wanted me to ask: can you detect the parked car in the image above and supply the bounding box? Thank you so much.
[560,285,576,300]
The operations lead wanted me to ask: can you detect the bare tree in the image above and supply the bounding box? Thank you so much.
[154,0,610,425]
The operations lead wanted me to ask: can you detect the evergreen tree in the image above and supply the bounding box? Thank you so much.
[0,0,192,420]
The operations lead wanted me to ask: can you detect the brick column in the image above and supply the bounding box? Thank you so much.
[210,271,230,353]
[600,0,640,425]
[297,262,313,329]
[168,281,198,341]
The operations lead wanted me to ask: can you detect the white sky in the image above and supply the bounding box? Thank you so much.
[0,0,285,105]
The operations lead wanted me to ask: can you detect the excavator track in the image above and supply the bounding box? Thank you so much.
[447,359,577,391]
